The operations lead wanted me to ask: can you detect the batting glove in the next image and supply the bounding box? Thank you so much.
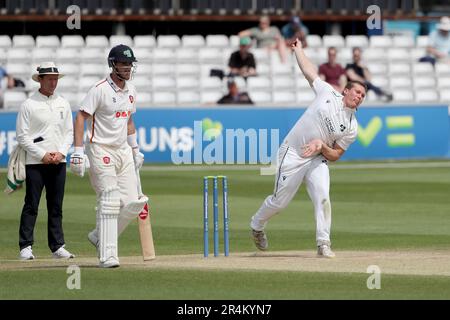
[70,147,86,177]
[132,148,144,170]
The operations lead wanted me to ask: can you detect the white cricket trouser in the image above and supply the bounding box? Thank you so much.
[250,144,332,246]
[86,143,139,235]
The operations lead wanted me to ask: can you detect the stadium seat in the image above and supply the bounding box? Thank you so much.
[205,35,229,49]
[392,36,415,48]
[32,48,56,63]
[81,48,106,63]
[273,91,296,104]
[36,36,60,48]
[157,35,181,48]
[5,63,31,79]
[136,63,152,75]
[59,64,81,77]
[77,92,87,106]
[229,35,240,48]
[345,35,369,48]
[79,77,103,91]
[362,48,386,62]
[415,89,439,103]
[387,48,410,61]
[367,63,388,75]
[257,64,271,76]
[247,77,272,90]
[200,77,223,90]
[86,36,109,48]
[0,49,7,64]
[389,63,411,76]
[323,35,345,48]
[252,48,270,64]
[133,48,152,63]
[7,48,31,63]
[416,35,429,48]
[133,35,156,49]
[437,76,450,89]
[250,91,272,104]
[59,92,78,108]
[439,90,450,102]
[3,91,27,109]
[130,76,151,91]
[152,64,176,76]
[409,48,427,62]
[176,48,199,63]
[369,36,392,48]
[0,35,12,49]
[371,76,389,88]
[181,35,205,49]
[56,48,81,63]
[57,77,79,92]
[110,35,133,48]
[176,64,200,76]
[61,35,85,48]
[178,91,201,104]
[272,76,295,90]
[297,91,316,105]
[199,48,224,64]
[177,77,200,90]
[338,48,352,63]
[413,77,437,89]
[295,77,311,89]
[153,92,177,105]
[136,92,152,106]
[412,63,434,76]
[390,76,413,89]
[12,35,35,48]
[305,35,322,48]
[152,76,176,90]
[435,63,450,76]
[152,48,176,63]
[393,89,414,103]
[200,91,223,105]
[80,64,107,77]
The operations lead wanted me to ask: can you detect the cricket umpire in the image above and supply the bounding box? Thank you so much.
[16,62,75,260]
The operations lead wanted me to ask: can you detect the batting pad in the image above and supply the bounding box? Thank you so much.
[118,196,148,235]
[99,186,121,263]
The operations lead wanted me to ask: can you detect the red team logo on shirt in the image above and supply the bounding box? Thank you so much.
[115,111,129,118]
[103,156,110,164]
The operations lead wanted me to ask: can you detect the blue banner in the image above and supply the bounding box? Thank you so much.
[0,105,449,165]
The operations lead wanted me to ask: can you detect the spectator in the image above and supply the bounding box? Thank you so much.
[228,36,257,78]
[346,47,393,102]
[420,16,450,65]
[217,79,253,105]
[319,47,347,92]
[281,16,308,48]
[239,15,287,63]
[0,66,15,108]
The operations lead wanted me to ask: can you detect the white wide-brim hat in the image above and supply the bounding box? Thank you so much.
[437,16,450,31]
[32,62,65,82]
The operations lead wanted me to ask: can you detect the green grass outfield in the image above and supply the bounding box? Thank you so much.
[1,160,450,300]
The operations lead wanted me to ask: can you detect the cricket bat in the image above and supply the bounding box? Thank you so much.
[136,168,156,261]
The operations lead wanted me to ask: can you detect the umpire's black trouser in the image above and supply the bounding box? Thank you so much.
[19,163,67,252]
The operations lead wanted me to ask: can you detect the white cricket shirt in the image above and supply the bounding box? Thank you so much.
[284,78,358,155]
[80,75,137,147]
[16,91,73,165]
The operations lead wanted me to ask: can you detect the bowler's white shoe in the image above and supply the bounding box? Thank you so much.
[252,229,268,251]
[99,256,120,268]
[52,246,75,259]
[19,246,35,260]
[317,244,336,258]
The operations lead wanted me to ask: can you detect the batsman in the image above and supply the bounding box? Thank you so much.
[71,45,148,268]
